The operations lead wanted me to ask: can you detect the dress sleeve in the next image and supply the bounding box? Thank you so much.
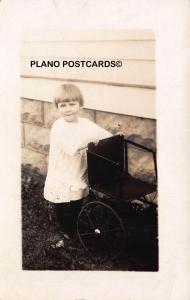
[47,123,62,173]
[87,119,112,142]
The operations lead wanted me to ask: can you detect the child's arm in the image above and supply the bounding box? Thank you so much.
[90,120,126,140]
[87,119,112,141]
[47,123,62,173]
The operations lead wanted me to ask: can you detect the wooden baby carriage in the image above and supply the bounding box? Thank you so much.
[77,135,158,261]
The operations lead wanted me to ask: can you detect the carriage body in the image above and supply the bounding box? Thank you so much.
[77,135,158,261]
[87,134,157,202]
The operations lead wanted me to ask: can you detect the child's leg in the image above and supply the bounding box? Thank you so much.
[70,199,83,231]
[55,202,71,232]
[44,199,57,223]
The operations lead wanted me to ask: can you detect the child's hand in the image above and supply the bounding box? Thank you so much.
[115,131,125,136]
[77,146,87,153]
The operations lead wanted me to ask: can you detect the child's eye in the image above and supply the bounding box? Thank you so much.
[70,102,76,106]
[60,104,66,107]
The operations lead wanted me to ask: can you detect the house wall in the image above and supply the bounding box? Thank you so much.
[21,29,156,183]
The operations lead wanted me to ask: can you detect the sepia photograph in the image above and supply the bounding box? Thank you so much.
[21,29,158,271]
[1,0,190,299]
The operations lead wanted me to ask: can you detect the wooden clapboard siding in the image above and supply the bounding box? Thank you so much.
[20,29,155,119]
[21,29,155,42]
[21,40,155,61]
[21,77,155,119]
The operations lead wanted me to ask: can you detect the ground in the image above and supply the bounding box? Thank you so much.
[22,165,158,271]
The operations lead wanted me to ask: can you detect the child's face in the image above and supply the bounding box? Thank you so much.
[57,100,80,122]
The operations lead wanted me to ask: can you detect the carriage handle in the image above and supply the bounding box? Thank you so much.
[125,139,158,182]
[87,150,120,166]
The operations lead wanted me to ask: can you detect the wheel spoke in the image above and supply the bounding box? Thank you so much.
[83,209,95,230]
[80,232,95,237]
[101,227,123,234]
[80,227,123,236]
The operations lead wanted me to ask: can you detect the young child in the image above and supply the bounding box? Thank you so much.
[44,83,112,235]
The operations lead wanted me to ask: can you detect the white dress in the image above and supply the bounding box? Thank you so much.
[44,117,112,203]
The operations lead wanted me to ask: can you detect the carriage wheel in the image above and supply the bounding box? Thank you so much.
[77,201,126,261]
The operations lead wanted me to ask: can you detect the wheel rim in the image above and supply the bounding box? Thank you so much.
[77,201,126,261]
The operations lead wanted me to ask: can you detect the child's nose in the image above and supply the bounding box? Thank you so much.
[65,106,71,111]
[65,107,72,113]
